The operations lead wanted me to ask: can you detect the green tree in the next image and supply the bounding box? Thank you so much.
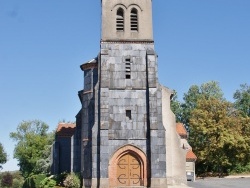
[10,120,54,177]
[189,97,250,175]
[0,143,7,170]
[170,90,183,122]
[234,83,250,117]
[182,81,224,127]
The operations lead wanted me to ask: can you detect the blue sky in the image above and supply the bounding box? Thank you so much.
[0,0,249,171]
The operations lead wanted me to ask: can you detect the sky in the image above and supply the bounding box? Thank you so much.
[0,0,249,171]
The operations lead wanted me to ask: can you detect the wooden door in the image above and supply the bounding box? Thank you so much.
[117,153,141,186]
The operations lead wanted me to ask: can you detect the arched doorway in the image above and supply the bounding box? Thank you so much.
[117,153,141,186]
[109,145,148,188]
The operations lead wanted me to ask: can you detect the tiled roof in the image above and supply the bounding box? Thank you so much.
[176,123,187,137]
[186,150,197,161]
[56,123,76,137]
[176,123,197,161]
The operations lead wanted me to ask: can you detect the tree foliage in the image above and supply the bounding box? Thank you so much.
[170,81,250,175]
[189,97,250,175]
[234,83,250,117]
[10,120,54,177]
[170,90,183,122]
[182,81,224,127]
[0,143,7,170]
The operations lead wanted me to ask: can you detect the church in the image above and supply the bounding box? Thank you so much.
[51,0,191,187]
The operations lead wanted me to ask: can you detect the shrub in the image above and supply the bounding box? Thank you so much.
[55,172,67,186]
[39,176,56,188]
[12,171,24,188]
[230,163,250,174]
[1,172,13,187]
[63,173,80,188]
[22,174,46,188]
[12,178,24,188]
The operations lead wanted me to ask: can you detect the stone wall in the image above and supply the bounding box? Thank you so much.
[83,42,168,187]
[162,86,187,186]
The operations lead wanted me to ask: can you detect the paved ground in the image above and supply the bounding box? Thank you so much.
[187,177,250,188]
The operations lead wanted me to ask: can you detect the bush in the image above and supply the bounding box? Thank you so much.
[63,173,81,188]
[22,174,46,188]
[11,171,24,188]
[1,172,13,187]
[39,176,56,188]
[230,163,250,174]
[54,172,67,186]
[12,178,24,188]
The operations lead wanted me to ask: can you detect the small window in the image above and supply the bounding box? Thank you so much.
[130,8,138,31]
[116,8,124,31]
[126,110,132,120]
[125,58,131,79]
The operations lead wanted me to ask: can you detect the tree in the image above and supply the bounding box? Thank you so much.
[33,134,54,174]
[182,81,224,127]
[10,120,54,177]
[234,83,250,117]
[189,97,250,175]
[170,90,183,122]
[0,143,7,170]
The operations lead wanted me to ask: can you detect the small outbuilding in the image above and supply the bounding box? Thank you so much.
[176,123,197,181]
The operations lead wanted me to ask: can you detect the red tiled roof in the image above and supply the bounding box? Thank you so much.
[56,123,76,137]
[186,150,197,161]
[176,123,187,137]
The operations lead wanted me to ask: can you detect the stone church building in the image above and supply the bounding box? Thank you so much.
[52,0,189,187]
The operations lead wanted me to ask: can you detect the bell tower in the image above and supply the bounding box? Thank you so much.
[101,0,154,42]
[92,0,169,187]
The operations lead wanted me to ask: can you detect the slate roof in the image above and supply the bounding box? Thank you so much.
[80,57,98,71]
[56,123,76,137]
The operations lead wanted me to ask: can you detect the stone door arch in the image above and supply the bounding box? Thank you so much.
[109,145,148,188]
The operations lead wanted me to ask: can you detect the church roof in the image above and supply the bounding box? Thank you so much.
[80,57,98,71]
[56,123,76,137]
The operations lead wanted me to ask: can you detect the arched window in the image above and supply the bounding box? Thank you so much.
[130,8,138,31]
[116,8,124,31]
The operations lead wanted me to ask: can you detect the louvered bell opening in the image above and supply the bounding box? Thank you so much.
[117,10,124,31]
[131,11,138,31]
[125,60,131,79]
[126,65,131,73]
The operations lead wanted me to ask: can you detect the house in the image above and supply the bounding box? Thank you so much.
[176,123,197,181]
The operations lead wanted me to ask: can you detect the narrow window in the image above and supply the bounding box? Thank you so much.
[126,110,132,120]
[116,8,124,31]
[130,8,138,31]
[125,58,131,79]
